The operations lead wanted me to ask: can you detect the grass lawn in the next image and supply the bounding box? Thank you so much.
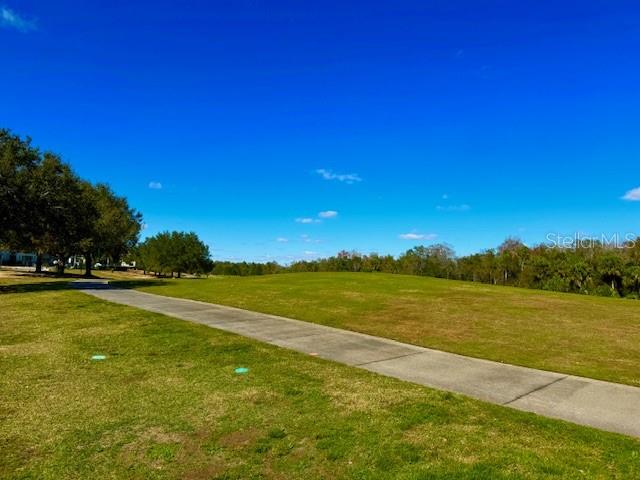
[0,268,147,295]
[0,267,137,288]
[122,272,640,387]
[1,279,640,478]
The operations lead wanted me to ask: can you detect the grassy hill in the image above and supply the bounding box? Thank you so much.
[2,275,639,478]
[125,272,640,386]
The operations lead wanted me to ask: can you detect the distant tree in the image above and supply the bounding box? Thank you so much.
[135,232,170,275]
[478,249,500,284]
[399,244,455,278]
[597,252,625,296]
[169,231,210,277]
[497,237,528,285]
[567,258,592,293]
[136,231,210,277]
[363,253,383,272]
[626,238,640,266]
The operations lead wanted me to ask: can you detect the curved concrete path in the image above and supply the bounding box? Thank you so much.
[73,279,640,438]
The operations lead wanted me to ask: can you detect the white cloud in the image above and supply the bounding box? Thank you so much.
[295,210,337,224]
[148,181,162,190]
[622,187,640,201]
[276,237,289,243]
[436,204,470,212]
[301,234,321,244]
[304,250,317,255]
[399,233,438,241]
[295,217,319,224]
[318,210,338,219]
[1,6,36,32]
[315,169,362,184]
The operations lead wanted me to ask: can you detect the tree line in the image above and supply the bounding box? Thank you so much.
[5,129,639,296]
[0,129,144,275]
[211,239,640,299]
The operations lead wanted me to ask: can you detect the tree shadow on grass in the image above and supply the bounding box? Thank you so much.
[108,279,169,290]
[0,268,109,294]
[110,277,209,290]
[2,275,202,294]
[0,281,73,294]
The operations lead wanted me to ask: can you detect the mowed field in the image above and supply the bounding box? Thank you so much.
[2,275,640,479]
[125,272,640,387]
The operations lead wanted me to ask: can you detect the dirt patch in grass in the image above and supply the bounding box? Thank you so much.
[0,341,51,357]
[182,462,226,480]
[218,427,262,448]
[324,373,427,414]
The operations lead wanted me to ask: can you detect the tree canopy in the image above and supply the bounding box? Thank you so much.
[0,129,143,275]
[134,231,211,277]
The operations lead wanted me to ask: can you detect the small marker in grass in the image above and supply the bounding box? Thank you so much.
[309,352,318,356]
[235,367,249,374]
[91,355,106,361]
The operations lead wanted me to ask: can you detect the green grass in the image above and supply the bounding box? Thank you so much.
[123,272,640,387]
[0,267,136,287]
[2,280,640,478]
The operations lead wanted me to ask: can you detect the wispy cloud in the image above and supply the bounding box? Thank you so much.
[295,217,320,224]
[436,204,470,212]
[622,187,640,201]
[304,250,317,256]
[1,6,36,32]
[318,210,338,219]
[399,232,438,241]
[276,237,289,243]
[148,181,163,190]
[301,234,321,244]
[315,169,362,184]
[295,210,338,223]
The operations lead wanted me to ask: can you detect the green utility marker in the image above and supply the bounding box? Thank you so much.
[234,367,249,374]
[91,355,107,361]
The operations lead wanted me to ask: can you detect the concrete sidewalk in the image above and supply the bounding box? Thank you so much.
[74,279,640,438]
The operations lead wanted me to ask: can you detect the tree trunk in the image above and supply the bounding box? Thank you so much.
[35,253,43,273]
[85,253,92,277]
[177,271,181,278]
[56,257,65,276]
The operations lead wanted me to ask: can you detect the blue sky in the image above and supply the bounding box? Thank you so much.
[2,1,640,262]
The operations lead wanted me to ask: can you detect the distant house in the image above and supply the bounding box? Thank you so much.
[0,251,133,269]
[0,251,39,267]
